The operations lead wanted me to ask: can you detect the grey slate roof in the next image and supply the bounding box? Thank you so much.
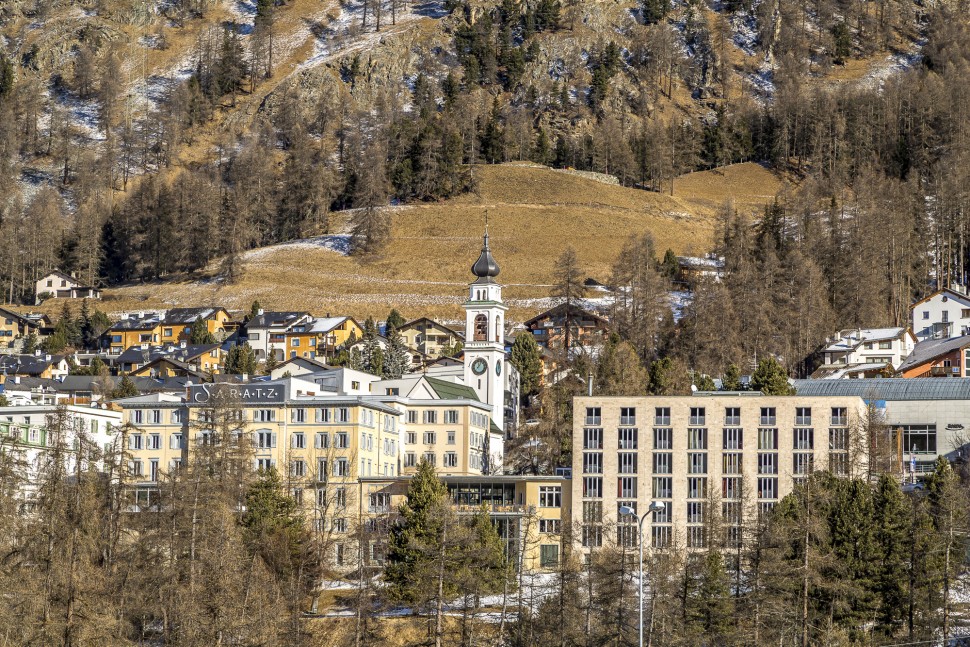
[896,335,970,373]
[116,344,221,365]
[793,378,970,401]
[161,307,226,325]
[0,354,64,376]
[247,312,309,328]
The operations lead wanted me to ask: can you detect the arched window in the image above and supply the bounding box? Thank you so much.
[495,316,501,342]
[474,314,488,341]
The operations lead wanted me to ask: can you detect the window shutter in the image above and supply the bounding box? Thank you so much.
[170,434,179,450]
[271,432,277,448]
[291,434,297,449]
[314,433,321,449]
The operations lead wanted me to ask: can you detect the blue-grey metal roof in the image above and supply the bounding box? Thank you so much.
[794,378,970,401]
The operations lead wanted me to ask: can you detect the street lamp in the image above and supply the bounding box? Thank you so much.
[619,501,666,647]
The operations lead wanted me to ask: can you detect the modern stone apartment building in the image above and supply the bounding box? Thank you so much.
[571,394,869,553]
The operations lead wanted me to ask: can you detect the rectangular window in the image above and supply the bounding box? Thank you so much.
[585,407,602,425]
[722,452,742,474]
[619,407,636,426]
[758,428,778,450]
[257,458,274,471]
[406,431,417,445]
[443,452,458,468]
[689,407,706,426]
[149,459,159,482]
[583,427,603,449]
[618,427,638,449]
[404,453,416,467]
[794,427,814,450]
[879,340,892,349]
[315,432,330,449]
[148,434,161,450]
[406,410,417,424]
[901,424,937,454]
[760,407,776,426]
[795,407,812,426]
[723,477,741,499]
[723,428,742,450]
[133,410,143,425]
[723,501,742,524]
[129,434,143,450]
[540,544,560,567]
[149,409,161,424]
[829,427,848,451]
[653,428,672,449]
[254,409,276,422]
[291,460,306,477]
[256,431,276,449]
[793,453,814,475]
[292,432,306,449]
[687,453,707,474]
[423,452,436,466]
[291,408,307,423]
[583,452,603,474]
[724,407,741,425]
[333,459,349,476]
[316,408,331,423]
[653,452,672,474]
[688,428,707,450]
[652,526,672,549]
[757,453,778,474]
[687,477,707,499]
[422,431,437,445]
[652,476,672,499]
[831,407,848,426]
[582,525,603,548]
[687,526,707,549]
[539,486,562,507]
[337,408,349,423]
[618,476,637,498]
[687,501,705,524]
[618,452,637,474]
[444,410,459,424]
[582,477,603,498]
[582,501,603,523]
[317,459,328,481]
[335,432,349,449]
[423,411,438,424]
[539,520,561,534]
[829,452,848,476]
[654,407,671,426]
[757,477,778,500]
[446,431,455,445]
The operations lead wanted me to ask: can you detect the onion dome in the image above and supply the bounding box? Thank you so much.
[471,231,500,280]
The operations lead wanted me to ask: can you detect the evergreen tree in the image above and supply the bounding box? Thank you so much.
[385,325,410,379]
[22,331,38,355]
[750,357,794,395]
[690,550,734,644]
[722,364,743,391]
[660,248,679,281]
[112,375,139,399]
[225,342,258,375]
[510,332,543,399]
[694,373,716,391]
[595,333,649,396]
[386,309,406,331]
[248,300,262,321]
[264,349,280,374]
[385,459,450,604]
[872,474,908,633]
[649,356,691,395]
[189,317,216,345]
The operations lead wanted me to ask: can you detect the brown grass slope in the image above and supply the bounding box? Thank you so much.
[94,161,783,323]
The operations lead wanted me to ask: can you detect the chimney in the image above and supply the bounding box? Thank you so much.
[587,371,593,396]
[242,373,248,381]
[179,341,186,348]
[13,376,20,384]
[34,350,41,357]
[44,354,51,362]
[257,309,264,316]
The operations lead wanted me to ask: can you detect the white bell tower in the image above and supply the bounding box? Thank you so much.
[463,228,508,434]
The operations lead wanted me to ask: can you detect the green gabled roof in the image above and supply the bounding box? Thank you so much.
[490,420,501,434]
[425,376,480,402]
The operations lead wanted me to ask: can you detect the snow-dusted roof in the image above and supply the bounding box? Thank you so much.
[821,327,907,353]
[308,316,351,333]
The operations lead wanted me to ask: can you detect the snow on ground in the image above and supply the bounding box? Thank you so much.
[51,85,106,142]
[669,290,692,322]
[858,37,926,90]
[243,234,353,259]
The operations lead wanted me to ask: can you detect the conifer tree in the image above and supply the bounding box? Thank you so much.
[189,317,216,345]
[384,325,410,379]
[385,309,406,330]
[750,357,794,395]
[722,364,743,391]
[510,332,543,400]
[112,375,139,399]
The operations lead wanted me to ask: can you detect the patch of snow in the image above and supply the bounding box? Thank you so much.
[669,290,693,323]
[51,85,105,142]
[857,38,926,90]
[243,234,352,260]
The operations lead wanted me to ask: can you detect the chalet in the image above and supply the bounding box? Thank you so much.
[116,343,224,375]
[897,335,970,378]
[398,318,464,360]
[308,316,363,355]
[0,306,39,350]
[676,255,725,285]
[244,310,313,361]
[102,313,164,354]
[159,307,233,344]
[0,353,70,380]
[523,302,610,354]
[34,270,101,304]
[129,357,209,381]
[910,287,970,342]
[812,327,917,379]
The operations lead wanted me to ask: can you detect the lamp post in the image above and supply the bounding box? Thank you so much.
[619,501,665,647]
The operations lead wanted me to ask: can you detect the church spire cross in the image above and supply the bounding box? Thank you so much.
[471,217,500,280]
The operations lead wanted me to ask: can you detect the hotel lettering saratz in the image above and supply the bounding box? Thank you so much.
[116,375,507,566]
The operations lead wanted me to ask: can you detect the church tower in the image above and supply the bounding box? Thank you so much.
[463,229,508,433]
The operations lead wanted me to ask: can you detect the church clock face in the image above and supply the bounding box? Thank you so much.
[472,358,488,375]
[496,359,502,376]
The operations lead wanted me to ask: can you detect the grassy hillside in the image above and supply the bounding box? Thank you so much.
[86,161,783,323]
